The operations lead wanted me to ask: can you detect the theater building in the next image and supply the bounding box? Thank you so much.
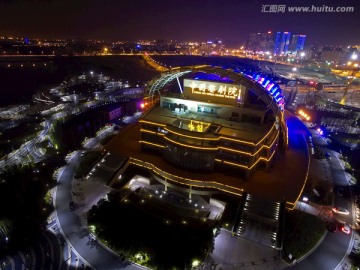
[139,67,286,178]
[106,66,309,249]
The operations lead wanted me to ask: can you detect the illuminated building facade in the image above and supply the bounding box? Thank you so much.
[290,34,306,53]
[321,46,344,63]
[247,31,274,52]
[139,67,286,177]
[104,66,310,250]
[274,32,291,54]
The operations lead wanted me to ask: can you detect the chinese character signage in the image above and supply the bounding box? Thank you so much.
[183,79,244,105]
[187,120,208,132]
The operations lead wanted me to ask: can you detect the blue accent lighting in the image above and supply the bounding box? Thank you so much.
[245,72,285,111]
[263,80,270,87]
[193,72,233,83]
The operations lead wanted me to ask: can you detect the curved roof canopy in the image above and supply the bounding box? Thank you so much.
[148,65,285,114]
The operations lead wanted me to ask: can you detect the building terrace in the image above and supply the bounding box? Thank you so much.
[105,110,309,209]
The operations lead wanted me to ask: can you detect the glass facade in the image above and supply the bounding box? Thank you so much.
[162,100,188,112]
[197,105,218,114]
[140,121,278,172]
[166,132,216,147]
[163,142,215,172]
[142,133,163,145]
[217,151,250,164]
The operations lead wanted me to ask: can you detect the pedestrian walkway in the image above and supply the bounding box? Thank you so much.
[127,178,223,221]
[54,128,146,270]
[295,201,333,222]
[202,229,286,270]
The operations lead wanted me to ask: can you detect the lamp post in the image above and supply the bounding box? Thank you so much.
[300,52,305,66]
[340,53,359,105]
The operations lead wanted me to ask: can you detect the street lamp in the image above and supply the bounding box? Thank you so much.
[300,52,305,66]
[351,53,358,60]
[192,259,201,268]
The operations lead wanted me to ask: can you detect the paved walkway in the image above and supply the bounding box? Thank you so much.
[54,131,146,270]
[203,229,286,270]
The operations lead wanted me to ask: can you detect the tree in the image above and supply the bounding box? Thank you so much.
[0,219,13,238]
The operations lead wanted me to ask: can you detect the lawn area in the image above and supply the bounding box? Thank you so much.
[282,210,326,263]
[74,151,103,179]
[88,191,215,270]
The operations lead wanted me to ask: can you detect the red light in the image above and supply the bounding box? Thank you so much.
[309,81,314,85]
[145,102,148,106]
[341,226,351,234]
[140,103,145,109]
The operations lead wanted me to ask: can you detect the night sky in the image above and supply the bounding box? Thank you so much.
[0,0,359,46]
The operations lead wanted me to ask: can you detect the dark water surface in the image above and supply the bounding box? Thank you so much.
[0,55,158,107]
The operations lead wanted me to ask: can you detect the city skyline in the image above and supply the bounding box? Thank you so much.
[0,0,359,46]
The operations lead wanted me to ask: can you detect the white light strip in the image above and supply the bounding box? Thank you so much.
[177,76,183,94]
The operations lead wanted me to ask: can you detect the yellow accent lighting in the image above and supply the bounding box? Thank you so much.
[139,140,165,148]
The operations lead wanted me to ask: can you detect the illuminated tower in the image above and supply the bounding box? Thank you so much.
[274,32,291,54]
[290,35,306,53]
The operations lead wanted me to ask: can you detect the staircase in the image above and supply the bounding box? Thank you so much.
[234,193,284,249]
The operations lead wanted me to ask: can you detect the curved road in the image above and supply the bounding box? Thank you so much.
[287,117,354,270]
[54,129,145,270]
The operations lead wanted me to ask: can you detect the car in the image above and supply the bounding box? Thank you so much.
[69,200,75,210]
[332,207,349,215]
[326,222,338,233]
[340,224,351,234]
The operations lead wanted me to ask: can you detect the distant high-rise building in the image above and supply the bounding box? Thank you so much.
[274,32,291,54]
[290,35,306,53]
[198,39,224,54]
[246,31,274,52]
[321,47,344,63]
